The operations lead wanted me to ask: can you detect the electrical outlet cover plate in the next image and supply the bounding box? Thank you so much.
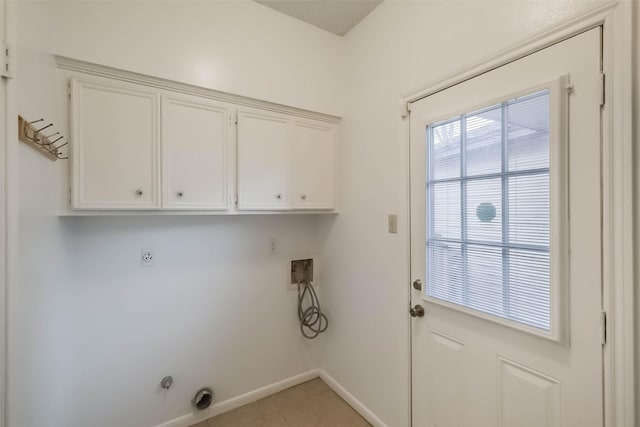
[141,248,155,266]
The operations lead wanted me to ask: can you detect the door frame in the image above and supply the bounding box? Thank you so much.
[401,2,635,426]
[0,0,14,425]
[0,8,4,427]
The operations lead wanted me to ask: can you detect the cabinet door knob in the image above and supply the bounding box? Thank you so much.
[276,193,283,200]
[177,191,183,198]
[135,189,144,196]
[301,194,307,200]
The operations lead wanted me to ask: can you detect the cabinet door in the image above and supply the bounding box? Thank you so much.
[292,120,336,210]
[237,109,291,210]
[162,96,230,209]
[71,79,160,209]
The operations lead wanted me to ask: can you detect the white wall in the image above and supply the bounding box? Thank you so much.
[52,0,344,117]
[11,2,341,426]
[318,1,610,426]
[11,1,636,427]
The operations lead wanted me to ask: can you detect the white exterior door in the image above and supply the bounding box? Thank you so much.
[410,28,603,426]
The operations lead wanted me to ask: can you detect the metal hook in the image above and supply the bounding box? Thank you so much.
[38,144,56,155]
[48,136,64,146]
[28,118,44,125]
[41,142,64,158]
[32,136,65,148]
[36,140,55,147]
[31,137,56,146]
[24,134,41,143]
[35,123,53,133]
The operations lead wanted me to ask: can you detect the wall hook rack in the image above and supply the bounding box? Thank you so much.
[18,115,69,160]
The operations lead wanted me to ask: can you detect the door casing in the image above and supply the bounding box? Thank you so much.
[1,0,10,425]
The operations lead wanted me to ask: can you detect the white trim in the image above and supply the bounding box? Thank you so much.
[56,56,341,125]
[319,370,389,427]
[154,369,320,427]
[59,209,339,216]
[0,50,5,427]
[0,0,12,425]
[404,2,634,426]
[601,3,635,426]
[154,369,389,427]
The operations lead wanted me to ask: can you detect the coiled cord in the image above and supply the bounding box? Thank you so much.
[297,280,328,339]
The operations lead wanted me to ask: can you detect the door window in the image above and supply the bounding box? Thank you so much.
[426,88,557,333]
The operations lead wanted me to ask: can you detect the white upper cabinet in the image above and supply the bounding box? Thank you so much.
[71,79,160,209]
[65,63,339,214]
[292,120,336,210]
[237,109,292,210]
[162,95,230,210]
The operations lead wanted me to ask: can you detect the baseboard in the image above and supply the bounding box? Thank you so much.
[155,368,388,427]
[318,370,389,427]
[155,369,320,427]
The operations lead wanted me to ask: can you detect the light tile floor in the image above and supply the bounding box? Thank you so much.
[190,378,371,427]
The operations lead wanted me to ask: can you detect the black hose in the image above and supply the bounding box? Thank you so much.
[297,280,328,339]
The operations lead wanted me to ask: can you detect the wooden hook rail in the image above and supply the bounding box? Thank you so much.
[18,115,68,160]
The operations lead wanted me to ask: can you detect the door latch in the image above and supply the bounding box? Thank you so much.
[409,304,425,318]
[412,279,422,291]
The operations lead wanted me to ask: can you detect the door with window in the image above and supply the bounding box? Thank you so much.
[410,28,603,426]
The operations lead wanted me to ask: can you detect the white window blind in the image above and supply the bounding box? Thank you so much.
[426,89,551,331]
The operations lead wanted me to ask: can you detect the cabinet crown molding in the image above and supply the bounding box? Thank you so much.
[56,56,341,125]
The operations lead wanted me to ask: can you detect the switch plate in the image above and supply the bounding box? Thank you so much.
[388,214,398,234]
[269,238,278,255]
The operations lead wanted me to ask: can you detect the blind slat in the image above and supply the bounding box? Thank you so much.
[426,89,551,331]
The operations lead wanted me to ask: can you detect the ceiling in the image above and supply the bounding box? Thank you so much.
[255,0,383,36]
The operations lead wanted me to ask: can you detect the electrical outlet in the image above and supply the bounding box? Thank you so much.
[269,238,278,255]
[141,248,155,267]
